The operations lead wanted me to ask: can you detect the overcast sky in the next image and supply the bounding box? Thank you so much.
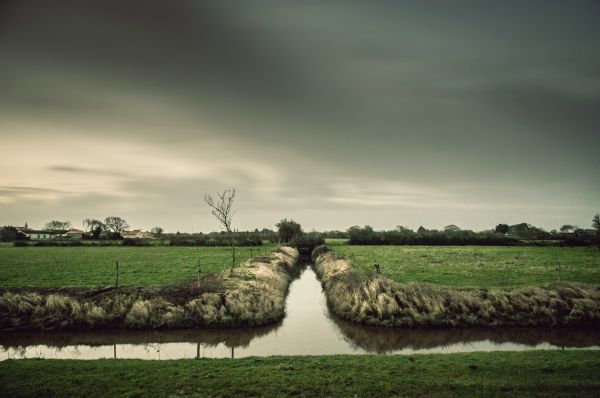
[1,0,599,232]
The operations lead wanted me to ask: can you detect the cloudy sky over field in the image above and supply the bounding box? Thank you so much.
[1,0,599,232]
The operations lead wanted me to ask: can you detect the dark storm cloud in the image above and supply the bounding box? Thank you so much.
[0,0,314,121]
[1,0,599,230]
[486,81,600,136]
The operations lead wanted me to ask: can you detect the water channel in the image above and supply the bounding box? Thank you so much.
[2,265,599,360]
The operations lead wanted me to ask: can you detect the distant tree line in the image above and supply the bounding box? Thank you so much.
[347,225,518,246]
[3,213,599,247]
[165,231,264,247]
[0,226,25,242]
[347,216,600,247]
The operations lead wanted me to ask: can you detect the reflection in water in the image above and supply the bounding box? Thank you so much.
[333,317,600,353]
[2,266,599,360]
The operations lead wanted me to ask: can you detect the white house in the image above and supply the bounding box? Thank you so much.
[65,229,84,240]
[21,229,61,241]
[16,226,84,240]
[121,230,154,239]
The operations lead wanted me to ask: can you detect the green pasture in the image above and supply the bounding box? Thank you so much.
[0,245,272,288]
[334,245,600,289]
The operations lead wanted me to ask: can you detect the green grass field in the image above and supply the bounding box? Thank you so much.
[1,351,598,397]
[0,246,272,288]
[324,238,349,246]
[334,246,600,289]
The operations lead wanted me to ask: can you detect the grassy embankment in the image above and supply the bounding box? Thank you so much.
[0,245,273,288]
[313,246,600,327]
[1,351,599,397]
[334,245,600,289]
[0,246,298,331]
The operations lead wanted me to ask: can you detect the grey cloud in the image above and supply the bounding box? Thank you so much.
[1,0,599,231]
[0,186,64,195]
[47,165,134,179]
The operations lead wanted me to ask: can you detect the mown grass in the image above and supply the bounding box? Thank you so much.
[335,245,600,289]
[1,351,599,397]
[0,246,273,288]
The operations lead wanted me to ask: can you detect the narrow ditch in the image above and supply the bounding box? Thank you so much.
[2,260,600,359]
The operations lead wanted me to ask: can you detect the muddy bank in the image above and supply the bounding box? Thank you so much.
[0,246,299,331]
[312,246,600,328]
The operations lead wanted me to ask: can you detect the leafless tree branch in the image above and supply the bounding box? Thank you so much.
[204,188,237,272]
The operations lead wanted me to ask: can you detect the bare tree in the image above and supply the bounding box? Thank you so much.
[151,226,164,238]
[44,220,71,231]
[204,188,237,273]
[443,224,461,232]
[560,224,575,233]
[83,218,92,233]
[83,218,105,233]
[104,216,129,235]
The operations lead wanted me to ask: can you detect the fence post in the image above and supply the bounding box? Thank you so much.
[115,261,119,288]
[197,257,201,288]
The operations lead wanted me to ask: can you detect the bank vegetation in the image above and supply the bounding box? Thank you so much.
[312,246,600,327]
[0,247,299,331]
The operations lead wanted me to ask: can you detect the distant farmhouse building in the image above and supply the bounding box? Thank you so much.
[16,225,84,241]
[19,229,61,240]
[121,230,154,239]
[13,224,152,241]
[65,229,84,240]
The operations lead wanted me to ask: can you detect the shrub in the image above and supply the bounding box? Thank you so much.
[291,232,325,255]
[276,219,303,243]
[122,239,153,246]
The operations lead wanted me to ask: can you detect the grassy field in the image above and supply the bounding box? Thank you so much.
[1,351,598,397]
[0,245,272,288]
[334,246,600,289]
[324,238,349,246]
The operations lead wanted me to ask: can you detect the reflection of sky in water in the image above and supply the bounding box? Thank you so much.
[2,268,600,360]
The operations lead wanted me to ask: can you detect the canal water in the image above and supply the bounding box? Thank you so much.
[2,265,599,360]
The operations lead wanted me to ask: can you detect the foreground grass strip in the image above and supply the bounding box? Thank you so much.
[1,351,599,397]
[0,247,298,331]
[313,246,600,327]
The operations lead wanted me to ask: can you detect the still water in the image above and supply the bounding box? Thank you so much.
[2,266,599,360]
